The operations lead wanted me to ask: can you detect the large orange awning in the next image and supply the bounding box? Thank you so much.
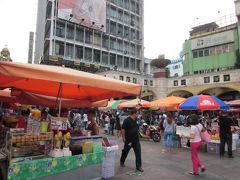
[0,89,108,108]
[0,62,141,101]
[0,89,18,103]
[143,96,186,111]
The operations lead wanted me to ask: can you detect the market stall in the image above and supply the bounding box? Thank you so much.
[0,61,141,180]
[177,95,240,154]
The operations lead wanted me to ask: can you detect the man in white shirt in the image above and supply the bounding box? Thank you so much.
[83,113,88,130]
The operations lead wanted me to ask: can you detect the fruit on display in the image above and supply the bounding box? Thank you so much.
[11,133,52,143]
[211,134,220,140]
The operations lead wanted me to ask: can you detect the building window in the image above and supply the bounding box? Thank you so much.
[216,46,222,55]
[93,50,100,63]
[117,24,124,37]
[85,48,92,61]
[102,51,108,65]
[56,23,65,37]
[110,54,116,65]
[173,65,179,70]
[213,76,220,82]
[117,55,123,67]
[66,44,74,58]
[130,58,135,70]
[210,47,216,56]
[204,77,210,83]
[173,80,178,86]
[85,29,93,44]
[93,32,101,46]
[223,74,230,81]
[150,80,153,86]
[133,78,137,83]
[181,79,186,86]
[198,50,203,57]
[75,46,83,59]
[110,37,117,50]
[124,57,129,68]
[102,35,109,49]
[193,51,198,58]
[126,76,130,82]
[55,42,64,56]
[204,49,209,56]
[144,79,148,85]
[119,76,124,81]
[222,45,229,53]
[76,27,84,42]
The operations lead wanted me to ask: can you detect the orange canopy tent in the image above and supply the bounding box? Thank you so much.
[0,89,108,108]
[0,62,141,101]
[143,96,186,111]
[117,98,149,109]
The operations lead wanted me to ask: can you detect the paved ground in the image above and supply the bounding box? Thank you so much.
[103,132,240,180]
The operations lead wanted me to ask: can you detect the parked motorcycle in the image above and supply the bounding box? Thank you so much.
[139,123,161,142]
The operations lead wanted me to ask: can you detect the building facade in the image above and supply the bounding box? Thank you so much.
[182,15,238,76]
[98,70,168,101]
[167,58,183,77]
[34,0,144,74]
[28,32,34,64]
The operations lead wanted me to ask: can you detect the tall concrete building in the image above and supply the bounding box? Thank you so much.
[34,0,144,74]
[28,32,34,64]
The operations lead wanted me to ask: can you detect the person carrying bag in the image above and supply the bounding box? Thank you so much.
[196,126,211,143]
[187,114,206,176]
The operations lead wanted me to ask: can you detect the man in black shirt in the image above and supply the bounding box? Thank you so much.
[120,109,144,172]
[218,111,234,158]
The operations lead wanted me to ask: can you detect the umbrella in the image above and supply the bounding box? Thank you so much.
[0,62,141,101]
[111,100,127,109]
[143,96,186,111]
[226,100,240,107]
[98,100,117,111]
[179,95,230,111]
[117,98,148,109]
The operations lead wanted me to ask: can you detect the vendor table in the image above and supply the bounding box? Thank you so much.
[7,152,103,180]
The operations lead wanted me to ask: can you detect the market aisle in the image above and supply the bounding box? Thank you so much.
[102,133,240,180]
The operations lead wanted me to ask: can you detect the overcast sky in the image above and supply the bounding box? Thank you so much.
[0,0,236,63]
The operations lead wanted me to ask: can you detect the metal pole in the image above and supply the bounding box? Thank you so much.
[58,83,63,118]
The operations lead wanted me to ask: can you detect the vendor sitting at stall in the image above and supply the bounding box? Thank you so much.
[16,109,30,129]
[87,112,99,135]
[30,106,41,121]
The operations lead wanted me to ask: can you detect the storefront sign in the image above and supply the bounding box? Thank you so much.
[191,30,234,50]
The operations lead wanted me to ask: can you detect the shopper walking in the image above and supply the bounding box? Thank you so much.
[115,112,122,137]
[120,109,144,172]
[163,113,175,148]
[109,114,115,135]
[187,114,206,175]
[218,111,234,158]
